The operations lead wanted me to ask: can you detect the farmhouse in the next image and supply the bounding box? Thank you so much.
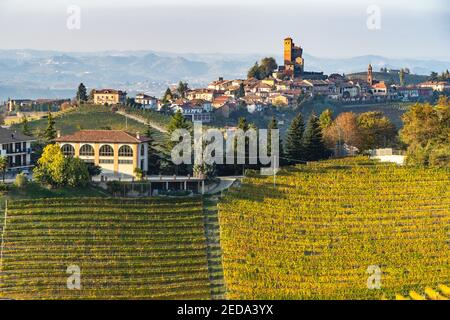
[55,130,149,179]
[93,89,127,106]
[0,127,36,172]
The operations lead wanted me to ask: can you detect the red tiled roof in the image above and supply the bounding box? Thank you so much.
[55,130,150,143]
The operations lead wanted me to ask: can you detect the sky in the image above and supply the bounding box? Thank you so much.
[0,0,449,60]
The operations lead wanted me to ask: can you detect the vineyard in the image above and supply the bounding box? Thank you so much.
[0,197,211,299]
[218,157,450,299]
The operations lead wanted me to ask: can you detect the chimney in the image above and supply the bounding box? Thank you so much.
[219,77,223,82]
[57,130,61,138]
[136,132,140,139]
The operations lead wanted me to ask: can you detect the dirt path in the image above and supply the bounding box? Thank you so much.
[117,110,168,133]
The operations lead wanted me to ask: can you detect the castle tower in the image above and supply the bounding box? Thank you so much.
[284,37,293,63]
[367,64,373,85]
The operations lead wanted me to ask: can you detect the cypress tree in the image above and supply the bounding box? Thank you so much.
[303,114,330,161]
[44,111,57,142]
[76,83,88,103]
[284,112,305,164]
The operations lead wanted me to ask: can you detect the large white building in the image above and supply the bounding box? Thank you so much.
[55,130,150,179]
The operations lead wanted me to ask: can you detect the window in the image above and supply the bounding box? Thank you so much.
[99,159,114,164]
[99,145,114,157]
[61,144,75,157]
[118,159,133,164]
[118,145,133,157]
[79,144,94,156]
[140,144,145,156]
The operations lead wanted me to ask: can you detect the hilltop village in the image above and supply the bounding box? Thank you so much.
[0,37,448,185]
[5,38,449,124]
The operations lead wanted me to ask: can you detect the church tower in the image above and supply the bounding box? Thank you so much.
[367,64,373,85]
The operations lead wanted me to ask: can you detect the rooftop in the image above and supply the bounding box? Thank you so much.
[54,130,150,144]
[0,127,36,143]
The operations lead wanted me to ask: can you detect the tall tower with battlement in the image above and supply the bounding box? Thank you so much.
[283,37,304,78]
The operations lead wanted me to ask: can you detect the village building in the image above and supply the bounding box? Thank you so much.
[418,81,450,92]
[93,89,127,106]
[135,93,158,109]
[55,130,149,179]
[186,88,219,102]
[0,127,36,172]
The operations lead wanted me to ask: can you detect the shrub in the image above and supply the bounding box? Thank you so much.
[14,173,28,188]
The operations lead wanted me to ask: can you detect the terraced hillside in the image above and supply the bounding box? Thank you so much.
[0,197,211,299]
[218,157,450,299]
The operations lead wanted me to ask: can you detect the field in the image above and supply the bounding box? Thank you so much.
[10,105,167,144]
[218,157,450,299]
[0,197,211,299]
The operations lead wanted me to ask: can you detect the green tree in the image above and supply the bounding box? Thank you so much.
[247,57,278,80]
[167,110,190,134]
[176,81,189,98]
[429,71,439,81]
[162,88,173,103]
[357,111,397,150]
[303,114,331,161]
[319,109,333,130]
[76,83,88,103]
[44,112,57,142]
[260,57,278,78]
[86,163,102,178]
[248,62,261,79]
[63,157,90,187]
[21,115,32,136]
[0,156,8,182]
[284,113,305,164]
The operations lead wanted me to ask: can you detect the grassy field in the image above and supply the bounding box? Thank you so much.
[0,197,211,299]
[10,105,167,144]
[218,157,450,299]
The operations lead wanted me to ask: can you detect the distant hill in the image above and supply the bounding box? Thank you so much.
[0,49,447,101]
[346,71,429,86]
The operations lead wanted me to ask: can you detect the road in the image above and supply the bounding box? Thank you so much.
[206,176,242,195]
[117,110,168,133]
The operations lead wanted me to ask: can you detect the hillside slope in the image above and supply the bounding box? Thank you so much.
[0,197,211,299]
[218,157,450,299]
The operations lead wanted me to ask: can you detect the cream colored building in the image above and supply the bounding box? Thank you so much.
[93,89,127,106]
[55,130,149,179]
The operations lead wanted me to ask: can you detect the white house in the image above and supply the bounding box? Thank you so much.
[0,127,36,172]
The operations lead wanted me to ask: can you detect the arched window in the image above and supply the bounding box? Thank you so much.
[140,144,145,156]
[79,144,94,156]
[61,144,75,157]
[118,145,133,157]
[99,145,114,157]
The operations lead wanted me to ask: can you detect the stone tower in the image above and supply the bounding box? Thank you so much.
[283,37,304,78]
[284,37,293,64]
[367,64,373,85]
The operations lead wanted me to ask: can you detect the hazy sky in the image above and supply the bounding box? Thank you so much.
[0,0,449,60]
